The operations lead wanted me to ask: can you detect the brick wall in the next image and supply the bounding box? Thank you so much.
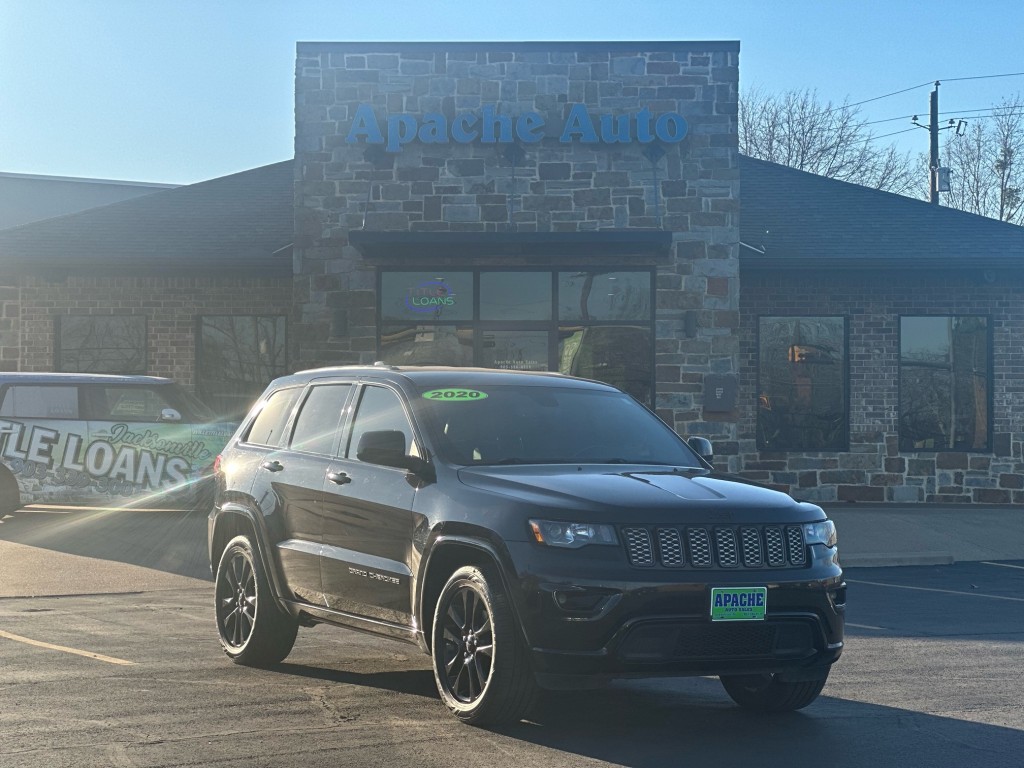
[0,283,20,372]
[16,275,293,389]
[294,41,741,443]
[739,269,1024,503]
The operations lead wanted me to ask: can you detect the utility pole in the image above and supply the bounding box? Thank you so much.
[930,82,940,204]
[914,81,964,205]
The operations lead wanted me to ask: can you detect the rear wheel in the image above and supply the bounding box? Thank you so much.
[0,468,20,516]
[431,564,537,725]
[215,534,297,666]
[720,672,829,712]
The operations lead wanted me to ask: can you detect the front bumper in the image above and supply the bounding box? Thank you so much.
[505,541,845,689]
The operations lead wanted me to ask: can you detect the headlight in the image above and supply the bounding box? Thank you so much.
[529,519,618,549]
[804,519,837,547]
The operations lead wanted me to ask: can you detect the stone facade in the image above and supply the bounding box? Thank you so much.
[10,274,293,388]
[293,41,741,445]
[739,270,1024,503]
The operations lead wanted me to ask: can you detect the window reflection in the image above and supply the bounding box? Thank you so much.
[899,316,989,451]
[198,315,287,422]
[380,326,474,366]
[758,317,847,451]
[559,326,651,404]
[481,331,548,371]
[480,272,551,321]
[559,271,651,321]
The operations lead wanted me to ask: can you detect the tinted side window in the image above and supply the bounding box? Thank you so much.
[290,384,352,455]
[0,386,80,418]
[86,386,176,421]
[347,386,415,461]
[245,387,302,447]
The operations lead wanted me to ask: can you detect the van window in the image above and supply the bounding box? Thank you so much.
[245,387,303,447]
[87,386,176,421]
[0,386,79,418]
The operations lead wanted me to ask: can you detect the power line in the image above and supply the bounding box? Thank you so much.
[869,127,918,141]
[940,72,1024,83]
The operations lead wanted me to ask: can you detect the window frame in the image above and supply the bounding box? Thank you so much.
[897,314,993,453]
[755,315,850,453]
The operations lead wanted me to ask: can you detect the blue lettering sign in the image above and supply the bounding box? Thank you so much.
[344,104,689,152]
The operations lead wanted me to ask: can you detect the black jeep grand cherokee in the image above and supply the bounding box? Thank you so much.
[208,365,844,725]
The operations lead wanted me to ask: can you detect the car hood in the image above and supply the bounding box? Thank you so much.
[456,464,822,523]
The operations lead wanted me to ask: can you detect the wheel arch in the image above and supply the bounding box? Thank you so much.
[210,504,291,611]
[418,535,526,652]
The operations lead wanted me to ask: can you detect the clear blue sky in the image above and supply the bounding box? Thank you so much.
[3,0,1023,185]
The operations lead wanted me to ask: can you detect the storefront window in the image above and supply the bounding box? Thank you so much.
[198,315,287,421]
[480,272,551,320]
[56,315,146,374]
[482,330,548,371]
[757,317,847,452]
[558,271,651,321]
[559,325,651,403]
[899,316,989,451]
[380,272,473,324]
[379,269,655,403]
[379,325,474,366]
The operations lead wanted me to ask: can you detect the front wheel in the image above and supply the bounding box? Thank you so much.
[214,534,297,666]
[720,672,829,712]
[431,564,537,725]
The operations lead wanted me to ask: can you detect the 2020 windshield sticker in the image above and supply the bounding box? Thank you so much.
[422,389,488,402]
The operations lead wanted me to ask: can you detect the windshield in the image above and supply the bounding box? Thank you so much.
[417,384,703,467]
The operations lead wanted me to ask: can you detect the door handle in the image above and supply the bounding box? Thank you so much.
[326,471,352,485]
[260,460,284,472]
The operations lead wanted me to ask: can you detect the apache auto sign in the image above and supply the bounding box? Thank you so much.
[346,103,689,153]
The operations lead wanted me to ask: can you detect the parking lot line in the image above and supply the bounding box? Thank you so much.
[0,628,136,665]
[982,561,1024,570]
[846,579,1024,602]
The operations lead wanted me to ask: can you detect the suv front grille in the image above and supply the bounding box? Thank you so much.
[621,524,807,569]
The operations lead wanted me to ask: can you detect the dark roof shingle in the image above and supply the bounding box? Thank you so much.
[0,161,293,275]
[739,155,1024,270]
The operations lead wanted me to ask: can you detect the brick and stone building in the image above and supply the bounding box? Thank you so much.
[0,40,1021,503]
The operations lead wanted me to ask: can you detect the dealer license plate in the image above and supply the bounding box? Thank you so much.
[710,586,767,622]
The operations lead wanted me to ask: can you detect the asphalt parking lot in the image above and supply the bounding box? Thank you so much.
[1,509,1022,768]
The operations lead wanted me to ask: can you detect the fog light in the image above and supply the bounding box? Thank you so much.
[552,588,612,613]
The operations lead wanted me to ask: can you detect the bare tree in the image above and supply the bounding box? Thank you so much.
[740,87,917,194]
[939,95,1024,224]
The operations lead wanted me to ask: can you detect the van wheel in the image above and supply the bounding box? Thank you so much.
[215,534,297,666]
[431,564,537,725]
[0,468,20,515]
[720,672,829,712]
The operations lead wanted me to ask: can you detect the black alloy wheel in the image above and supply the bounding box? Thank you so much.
[431,564,536,725]
[215,534,297,666]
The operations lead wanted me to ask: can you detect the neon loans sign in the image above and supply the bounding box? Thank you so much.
[406,279,456,313]
[346,103,689,153]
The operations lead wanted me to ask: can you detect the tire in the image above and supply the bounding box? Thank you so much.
[431,564,537,725]
[0,468,20,516]
[214,534,298,666]
[720,671,829,712]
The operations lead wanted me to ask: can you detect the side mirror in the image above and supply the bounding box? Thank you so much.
[356,430,429,474]
[688,436,714,464]
[159,408,182,423]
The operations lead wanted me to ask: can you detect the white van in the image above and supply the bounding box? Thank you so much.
[0,373,236,513]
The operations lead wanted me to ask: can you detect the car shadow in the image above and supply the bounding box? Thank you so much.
[252,664,1024,768]
[0,506,211,580]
